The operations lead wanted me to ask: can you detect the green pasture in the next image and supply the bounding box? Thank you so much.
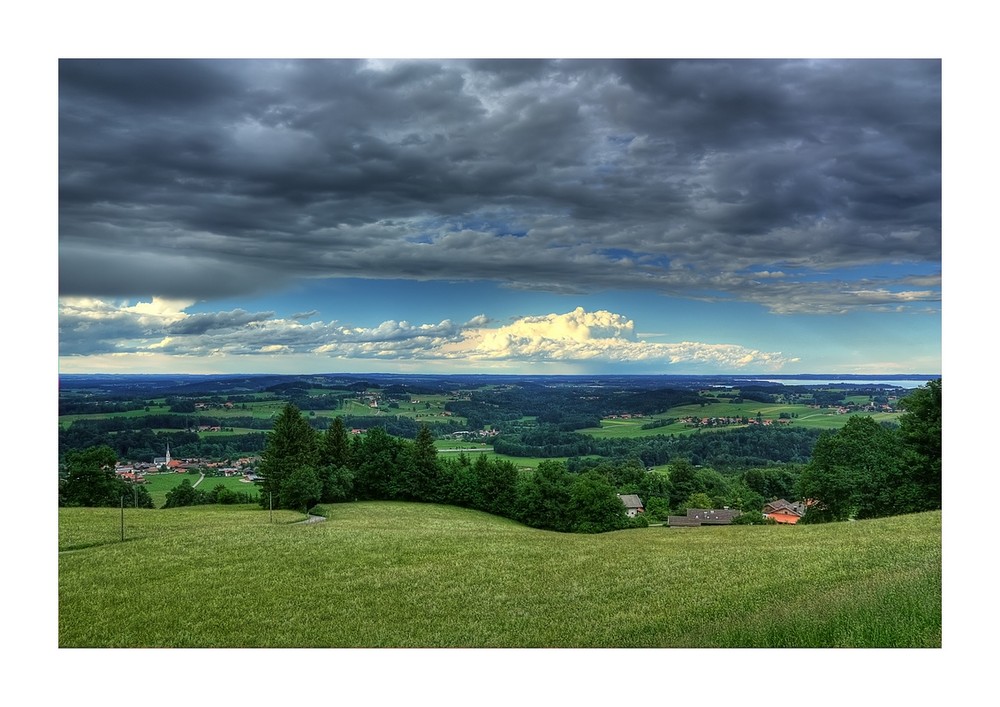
[140,473,259,508]
[325,395,466,425]
[433,439,495,449]
[59,404,172,428]
[197,427,262,436]
[578,401,901,439]
[433,444,596,470]
[58,503,941,647]
[207,400,286,418]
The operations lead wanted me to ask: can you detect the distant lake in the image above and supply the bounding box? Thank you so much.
[753,378,935,389]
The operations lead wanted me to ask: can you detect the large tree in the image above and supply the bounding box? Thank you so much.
[61,445,125,507]
[667,458,701,508]
[394,425,440,502]
[282,465,323,513]
[318,417,354,502]
[516,460,574,532]
[897,378,942,512]
[319,416,351,470]
[354,427,402,500]
[797,416,901,522]
[568,471,628,533]
[258,404,319,510]
[471,455,519,517]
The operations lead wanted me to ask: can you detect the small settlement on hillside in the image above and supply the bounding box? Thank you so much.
[114,445,259,484]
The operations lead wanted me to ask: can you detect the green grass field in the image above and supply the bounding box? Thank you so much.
[58,503,941,648]
[578,402,902,438]
[140,473,259,507]
[433,442,599,469]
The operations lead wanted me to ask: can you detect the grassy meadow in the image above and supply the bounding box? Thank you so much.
[59,502,941,648]
[578,403,902,438]
[140,473,259,507]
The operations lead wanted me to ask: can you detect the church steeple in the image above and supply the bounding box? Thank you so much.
[165,442,171,465]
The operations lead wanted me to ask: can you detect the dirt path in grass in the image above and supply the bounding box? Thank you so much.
[192,472,206,488]
[297,513,327,524]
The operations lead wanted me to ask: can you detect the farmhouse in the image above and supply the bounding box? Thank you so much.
[667,508,741,527]
[763,499,808,524]
[617,494,645,517]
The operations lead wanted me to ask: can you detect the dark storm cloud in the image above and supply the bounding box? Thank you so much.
[59,59,940,311]
[168,309,275,336]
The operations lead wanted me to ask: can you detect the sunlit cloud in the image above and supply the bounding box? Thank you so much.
[58,299,792,371]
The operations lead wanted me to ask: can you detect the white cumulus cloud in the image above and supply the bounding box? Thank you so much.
[59,299,794,371]
[455,307,791,369]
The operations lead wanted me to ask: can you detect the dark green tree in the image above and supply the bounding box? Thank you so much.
[395,425,440,501]
[472,454,518,518]
[319,465,354,503]
[667,458,701,508]
[695,466,731,506]
[205,483,255,505]
[796,415,900,521]
[354,427,401,499]
[897,378,942,512]
[723,479,766,513]
[568,471,628,533]
[637,471,672,509]
[516,460,574,531]
[741,466,799,501]
[438,455,477,508]
[319,416,351,470]
[127,483,155,509]
[471,455,519,517]
[643,496,671,521]
[163,479,204,508]
[258,404,319,510]
[61,445,121,507]
[281,465,323,513]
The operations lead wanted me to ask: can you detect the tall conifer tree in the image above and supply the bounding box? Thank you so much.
[259,403,318,509]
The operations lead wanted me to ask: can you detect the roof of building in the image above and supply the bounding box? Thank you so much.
[667,516,702,527]
[617,494,644,509]
[687,508,740,522]
[763,499,807,516]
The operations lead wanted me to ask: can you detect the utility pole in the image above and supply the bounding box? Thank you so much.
[269,492,273,523]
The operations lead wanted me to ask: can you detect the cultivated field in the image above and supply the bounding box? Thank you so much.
[58,503,941,648]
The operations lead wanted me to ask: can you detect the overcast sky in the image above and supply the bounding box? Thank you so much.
[58,58,941,375]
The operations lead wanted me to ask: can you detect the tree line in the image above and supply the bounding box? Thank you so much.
[494,424,823,471]
[795,379,941,522]
[162,479,258,508]
[257,404,649,533]
[59,446,155,508]
[59,413,465,463]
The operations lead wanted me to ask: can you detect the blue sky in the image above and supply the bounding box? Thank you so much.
[57,58,941,375]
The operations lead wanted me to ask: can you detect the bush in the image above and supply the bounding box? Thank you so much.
[627,514,650,528]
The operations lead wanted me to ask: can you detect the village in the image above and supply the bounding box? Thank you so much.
[112,444,261,485]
